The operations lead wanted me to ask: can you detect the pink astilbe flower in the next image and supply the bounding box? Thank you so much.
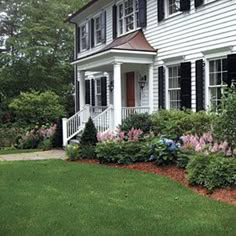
[211,143,219,153]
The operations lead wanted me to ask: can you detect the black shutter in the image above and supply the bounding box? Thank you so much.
[101,77,107,106]
[112,5,117,39]
[195,0,204,8]
[180,0,191,11]
[196,60,204,111]
[227,54,236,87]
[77,81,80,111]
[158,66,165,109]
[77,26,80,54]
[180,62,192,109]
[158,0,165,22]
[102,11,107,43]
[138,0,147,28]
[91,79,95,106]
[85,80,91,105]
[87,23,90,50]
[90,19,95,48]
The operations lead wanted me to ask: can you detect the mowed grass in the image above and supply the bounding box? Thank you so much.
[0,160,235,236]
[0,149,42,155]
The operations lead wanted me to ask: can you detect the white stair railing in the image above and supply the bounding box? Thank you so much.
[62,105,90,146]
[93,106,113,133]
[122,107,150,120]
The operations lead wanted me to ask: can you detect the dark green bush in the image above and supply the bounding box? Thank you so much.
[51,118,63,148]
[176,149,195,169]
[79,117,97,158]
[213,89,236,148]
[151,109,212,138]
[186,154,236,190]
[119,113,152,134]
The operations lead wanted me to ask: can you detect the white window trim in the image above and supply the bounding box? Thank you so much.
[80,22,89,52]
[117,0,140,37]
[205,56,227,110]
[165,0,180,18]
[94,12,103,46]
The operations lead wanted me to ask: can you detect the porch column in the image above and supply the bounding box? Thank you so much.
[79,70,85,110]
[149,64,154,113]
[113,63,122,129]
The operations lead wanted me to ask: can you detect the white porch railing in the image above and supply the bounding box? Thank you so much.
[122,107,150,120]
[62,105,90,146]
[93,106,113,133]
[90,106,107,118]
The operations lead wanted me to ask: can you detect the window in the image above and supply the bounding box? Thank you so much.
[208,58,227,110]
[118,0,139,35]
[95,14,102,45]
[168,65,181,109]
[81,24,88,51]
[167,0,180,16]
[96,79,102,106]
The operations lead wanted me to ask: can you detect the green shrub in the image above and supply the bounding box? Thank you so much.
[79,118,97,158]
[213,89,236,148]
[9,90,65,125]
[38,138,52,149]
[151,109,212,138]
[119,113,152,134]
[79,145,96,159]
[176,149,196,169]
[96,141,150,164]
[65,144,80,160]
[186,154,236,190]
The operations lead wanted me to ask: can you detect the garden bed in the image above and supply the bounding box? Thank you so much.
[77,159,236,205]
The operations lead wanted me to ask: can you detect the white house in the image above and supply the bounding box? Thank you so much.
[63,0,236,146]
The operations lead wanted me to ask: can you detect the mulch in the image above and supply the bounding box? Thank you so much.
[70,159,236,205]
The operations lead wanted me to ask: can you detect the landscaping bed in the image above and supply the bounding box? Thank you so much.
[77,159,236,205]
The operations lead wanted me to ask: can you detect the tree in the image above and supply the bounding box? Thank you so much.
[0,0,89,121]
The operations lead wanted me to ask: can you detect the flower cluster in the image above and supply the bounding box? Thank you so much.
[97,128,143,143]
[181,132,236,156]
[38,124,57,138]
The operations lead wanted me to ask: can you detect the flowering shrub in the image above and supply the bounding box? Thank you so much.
[16,124,57,149]
[97,128,143,143]
[181,132,236,157]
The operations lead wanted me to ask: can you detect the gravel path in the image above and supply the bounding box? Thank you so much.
[0,150,66,161]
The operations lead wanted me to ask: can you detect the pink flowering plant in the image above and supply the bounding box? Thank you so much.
[180,132,236,157]
[16,123,57,149]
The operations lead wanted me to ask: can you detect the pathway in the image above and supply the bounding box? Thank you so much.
[0,150,66,161]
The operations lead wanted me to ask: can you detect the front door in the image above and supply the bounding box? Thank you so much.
[126,72,135,107]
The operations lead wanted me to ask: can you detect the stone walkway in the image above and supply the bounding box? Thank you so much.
[0,150,66,161]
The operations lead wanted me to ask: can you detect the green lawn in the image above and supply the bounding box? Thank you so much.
[0,149,42,155]
[0,160,235,236]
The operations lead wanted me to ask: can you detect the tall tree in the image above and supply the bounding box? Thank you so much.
[0,0,88,119]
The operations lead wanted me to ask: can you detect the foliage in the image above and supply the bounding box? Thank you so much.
[213,89,236,149]
[186,154,236,190]
[0,0,89,119]
[150,137,180,166]
[181,133,236,157]
[176,149,195,169]
[151,110,212,138]
[9,90,64,125]
[80,117,97,146]
[79,145,97,159]
[65,144,79,160]
[16,124,56,149]
[51,118,63,148]
[119,113,153,134]
[96,141,149,164]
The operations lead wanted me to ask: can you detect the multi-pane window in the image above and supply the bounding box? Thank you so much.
[118,0,139,35]
[95,15,102,45]
[209,58,227,110]
[168,0,180,15]
[96,79,102,106]
[168,65,181,109]
[81,24,88,50]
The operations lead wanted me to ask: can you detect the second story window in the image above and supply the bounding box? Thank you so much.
[81,24,88,51]
[118,0,139,36]
[95,14,102,45]
[168,0,180,16]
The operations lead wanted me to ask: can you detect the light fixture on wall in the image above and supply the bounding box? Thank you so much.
[108,80,114,92]
[138,75,147,90]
